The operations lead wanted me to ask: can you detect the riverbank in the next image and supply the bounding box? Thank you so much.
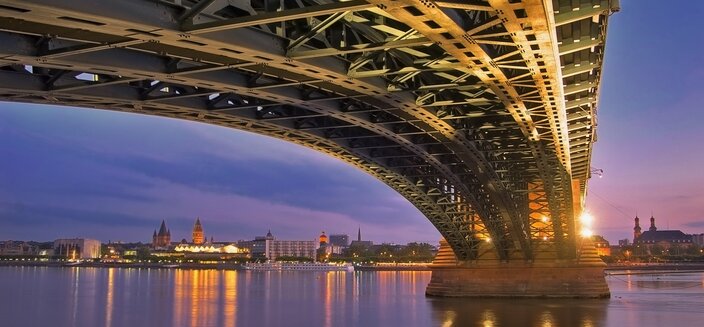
[0,260,245,270]
[605,263,704,276]
[19,260,704,273]
[0,260,432,271]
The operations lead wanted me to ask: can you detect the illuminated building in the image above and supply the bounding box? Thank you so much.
[0,241,38,256]
[239,230,315,261]
[173,241,249,259]
[591,235,611,256]
[192,218,205,245]
[152,220,171,248]
[319,231,328,246]
[53,238,101,259]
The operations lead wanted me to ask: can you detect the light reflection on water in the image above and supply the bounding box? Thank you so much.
[0,266,702,327]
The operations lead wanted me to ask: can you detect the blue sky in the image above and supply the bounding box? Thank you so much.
[1,0,703,244]
[0,104,435,243]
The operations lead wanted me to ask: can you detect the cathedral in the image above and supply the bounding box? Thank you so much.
[151,218,208,248]
[152,220,171,248]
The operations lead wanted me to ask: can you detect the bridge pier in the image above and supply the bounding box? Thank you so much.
[426,240,610,298]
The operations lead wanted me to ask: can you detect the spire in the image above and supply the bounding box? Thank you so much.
[357,227,361,242]
[649,215,657,232]
[153,230,157,238]
[158,220,168,236]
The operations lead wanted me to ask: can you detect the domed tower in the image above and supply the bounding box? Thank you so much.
[192,218,205,245]
[633,216,642,241]
[649,215,657,232]
[319,231,328,246]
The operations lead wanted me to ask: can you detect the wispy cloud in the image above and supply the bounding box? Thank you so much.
[0,103,438,244]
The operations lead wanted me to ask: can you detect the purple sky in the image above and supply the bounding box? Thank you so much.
[1,1,703,244]
[0,103,437,244]
[584,1,704,242]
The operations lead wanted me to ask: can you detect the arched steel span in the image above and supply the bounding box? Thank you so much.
[0,0,615,262]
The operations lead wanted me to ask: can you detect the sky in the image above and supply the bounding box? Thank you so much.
[1,1,703,244]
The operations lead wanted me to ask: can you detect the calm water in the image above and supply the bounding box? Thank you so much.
[1,266,703,327]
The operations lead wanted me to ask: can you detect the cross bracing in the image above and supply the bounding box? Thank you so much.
[0,0,615,262]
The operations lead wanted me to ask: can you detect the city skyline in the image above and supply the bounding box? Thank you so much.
[1,1,703,244]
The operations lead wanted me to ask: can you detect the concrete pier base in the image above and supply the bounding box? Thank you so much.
[427,238,611,298]
[425,264,610,298]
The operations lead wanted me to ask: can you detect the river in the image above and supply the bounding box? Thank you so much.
[0,266,702,326]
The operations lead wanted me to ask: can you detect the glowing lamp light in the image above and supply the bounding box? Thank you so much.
[580,228,593,238]
[541,216,550,223]
[485,237,492,243]
[579,212,594,226]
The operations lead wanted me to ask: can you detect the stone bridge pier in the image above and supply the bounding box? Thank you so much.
[426,239,610,298]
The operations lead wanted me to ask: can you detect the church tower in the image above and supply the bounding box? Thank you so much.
[153,220,171,247]
[633,216,642,241]
[192,218,205,245]
[649,215,657,232]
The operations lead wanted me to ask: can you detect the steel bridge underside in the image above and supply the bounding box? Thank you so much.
[0,0,614,263]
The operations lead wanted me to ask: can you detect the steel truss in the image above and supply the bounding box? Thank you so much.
[0,0,615,262]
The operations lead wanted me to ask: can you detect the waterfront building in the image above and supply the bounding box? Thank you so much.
[591,235,611,256]
[349,227,373,248]
[0,241,38,256]
[53,238,101,259]
[238,230,315,261]
[329,234,349,248]
[192,218,205,245]
[152,220,171,248]
[633,216,693,251]
[173,240,249,259]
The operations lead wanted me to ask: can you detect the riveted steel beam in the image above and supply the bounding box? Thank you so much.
[0,0,616,263]
[182,0,375,34]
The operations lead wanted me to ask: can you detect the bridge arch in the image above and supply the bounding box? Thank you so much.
[0,0,615,265]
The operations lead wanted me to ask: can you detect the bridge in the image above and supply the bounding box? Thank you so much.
[0,0,617,297]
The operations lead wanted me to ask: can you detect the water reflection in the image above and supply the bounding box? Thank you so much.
[222,270,237,327]
[429,297,608,327]
[2,268,704,327]
[105,268,114,327]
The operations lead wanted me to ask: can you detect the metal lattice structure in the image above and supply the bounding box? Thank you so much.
[0,0,616,262]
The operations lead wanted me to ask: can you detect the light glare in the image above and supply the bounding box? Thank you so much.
[580,228,593,238]
[579,212,594,226]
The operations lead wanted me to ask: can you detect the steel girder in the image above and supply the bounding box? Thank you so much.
[0,0,615,262]
[552,0,617,195]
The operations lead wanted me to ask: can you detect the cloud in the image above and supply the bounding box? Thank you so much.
[683,221,704,228]
[0,104,439,243]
